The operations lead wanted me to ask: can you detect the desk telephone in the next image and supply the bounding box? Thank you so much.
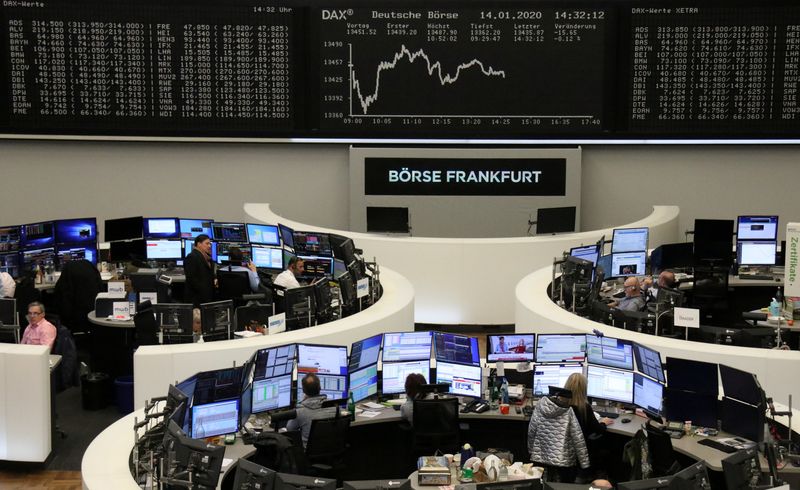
[462,399,490,413]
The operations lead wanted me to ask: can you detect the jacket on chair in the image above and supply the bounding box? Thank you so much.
[527,396,590,469]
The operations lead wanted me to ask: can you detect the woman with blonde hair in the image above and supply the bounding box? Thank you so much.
[563,372,614,480]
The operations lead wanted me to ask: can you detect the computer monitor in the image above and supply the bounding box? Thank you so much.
[212,222,248,243]
[586,364,634,404]
[665,357,718,396]
[633,343,665,383]
[649,242,694,272]
[143,218,179,239]
[54,218,97,244]
[535,334,586,363]
[719,364,763,406]
[21,247,55,272]
[330,235,358,265]
[435,361,482,398]
[166,425,226,488]
[0,252,20,278]
[192,366,248,406]
[595,253,612,277]
[586,335,634,371]
[56,244,97,265]
[433,332,479,366]
[721,397,764,443]
[381,359,430,395]
[293,232,333,257]
[0,226,21,253]
[233,459,276,490]
[282,249,296,269]
[275,472,336,490]
[349,364,379,403]
[216,242,252,265]
[612,227,649,253]
[663,388,718,428]
[337,269,357,307]
[145,239,183,261]
[296,372,348,402]
[487,334,534,363]
[633,373,663,417]
[246,223,280,246]
[344,479,411,490]
[616,477,673,490]
[737,215,778,241]
[251,245,283,270]
[200,300,233,339]
[253,344,296,380]
[190,398,239,438]
[178,218,213,239]
[166,384,189,428]
[297,343,348,376]
[283,286,316,330]
[569,244,599,266]
[278,224,295,249]
[366,206,410,234]
[251,374,293,414]
[21,221,54,249]
[669,462,710,490]
[609,251,647,277]
[298,255,334,279]
[108,239,145,262]
[382,331,433,362]
[655,287,684,308]
[532,363,584,397]
[349,334,383,371]
[314,279,334,317]
[0,297,16,325]
[153,303,194,339]
[176,374,198,406]
[694,219,734,264]
[183,239,217,262]
[104,216,143,242]
[722,448,763,490]
[736,240,776,266]
[536,206,576,235]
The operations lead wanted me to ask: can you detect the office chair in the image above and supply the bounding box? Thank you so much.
[133,301,159,346]
[305,414,351,481]
[53,259,102,335]
[412,397,460,455]
[235,299,273,332]
[645,422,680,477]
[690,266,731,326]
[217,270,252,309]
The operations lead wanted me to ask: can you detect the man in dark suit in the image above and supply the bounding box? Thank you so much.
[184,234,215,306]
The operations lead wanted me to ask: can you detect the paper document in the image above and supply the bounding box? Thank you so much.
[362,402,384,410]
[359,411,381,419]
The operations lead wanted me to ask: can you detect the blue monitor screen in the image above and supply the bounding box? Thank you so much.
[21,247,55,268]
[253,344,296,380]
[612,227,649,254]
[191,399,239,438]
[247,224,280,246]
[737,215,778,241]
[21,222,55,249]
[143,218,180,239]
[349,364,378,403]
[183,239,217,262]
[251,246,283,269]
[179,219,214,239]
[536,334,586,363]
[587,365,634,404]
[381,360,429,395]
[382,331,432,362]
[296,374,348,402]
[56,244,97,265]
[570,244,599,265]
[596,254,612,277]
[610,251,647,277]
[634,373,664,416]
[349,334,382,371]
[633,343,665,383]
[435,361,482,398]
[297,344,348,376]
[586,335,634,371]
[433,332,479,366]
[532,363,584,397]
[251,375,293,414]
[146,239,183,261]
[279,224,294,249]
[0,226,21,253]
[212,223,248,243]
[54,218,97,244]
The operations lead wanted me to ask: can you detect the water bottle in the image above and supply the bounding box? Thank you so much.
[501,378,510,404]
[770,297,782,318]
[347,391,356,417]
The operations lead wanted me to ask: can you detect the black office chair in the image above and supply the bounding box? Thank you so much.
[305,414,351,481]
[412,397,460,455]
[235,295,273,331]
[690,266,731,326]
[217,270,252,309]
[53,259,102,336]
[0,297,20,343]
[133,301,159,346]
[645,421,680,477]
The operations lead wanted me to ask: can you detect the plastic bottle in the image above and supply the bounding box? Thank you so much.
[347,391,356,416]
[501,378,510,404]
[770,297,782,318]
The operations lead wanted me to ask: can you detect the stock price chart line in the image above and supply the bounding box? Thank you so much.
[318,7,608,134]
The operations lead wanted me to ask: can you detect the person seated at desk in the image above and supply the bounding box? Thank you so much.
[609,277,645,312]
[222,246,260,292]
[286,373,337,447]
[400,373,430,425]
[20,301,56,350]
[274,257,304,290]
[0,271,15,298]
[642,270,677,301]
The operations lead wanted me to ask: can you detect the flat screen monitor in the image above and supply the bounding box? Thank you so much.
[153,303,195,339]
[56,244,97,265]
[190,398,239,438]
[233,459,276,490]
[251,374,293,414]
[737,215,778,241]
[212,222,248,243]
[721,397,764,443]
[535,334,586,363]
[649,242,694,272]
[663,388,718,428]
[282,249,296,269]
[610,251,647,277]
[296,373,348,402]
[532,363,584,397]
[54,218,97,244]
[176,375,198,407]
[183,239,217,262]
[666,357,718,396]
[330,235,358,264]
[366,206,410,233]
[297,344,348,376]
[433,332,479,366]
[298,255,334,279]
[435,361,482,398]
[536,206,576,235]
[349,364,379,403]
[21,247,55,271]
[110,239,146,262]
[586,364,634,404]
[168,428,226,488]
[0,295,16,325]
[21,221,54,249]
[0,252,20,277]
[719,364,762,406]
[344,480,411,490]
[381,360,430,395]
[382,331,433,362]
[633,373,663,417]
[722,448,762,490]
[251,245,283,270]
[349,334,383,370]
[569,244,599,266]
[595,253,612,277]
[487,334,535,363]
[633,343,665,383]
[192,366,247,406]
[278,224,295,249]
[145,239,183,261]
[694,219,734,264]
[247,223,281,246]
[200,300,233,338]
[284,285,316,330]
[275,472,336,490]
[616,477,673,490]
[216,242,252,265]
[736,240,776,266]
[0,226,21,253]
[293,232,332,257]
[104,216,143,242]
[586,335,634,371]
[178,218,213,239]
[253,344,296,380]
[143,218,179,239]
[670,462,710,490]
[612,227,649,253]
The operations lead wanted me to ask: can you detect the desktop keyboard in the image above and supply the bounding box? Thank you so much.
[595,410,620,419]
[738,274,775,281]
[697,438,737,453]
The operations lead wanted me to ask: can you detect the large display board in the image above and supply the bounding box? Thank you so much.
[4,1,800,140]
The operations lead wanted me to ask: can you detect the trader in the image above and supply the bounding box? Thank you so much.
[400,373,429,425]
[223,247,260,292]
[610,277,645,312]
[286,373,337,447]
[642,270,677,301]
[184,234,215,306]
[273,256,304,290]
[20,301,57,350]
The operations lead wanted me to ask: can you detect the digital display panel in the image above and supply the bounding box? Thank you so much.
[586,335,634,371]
[179,219,214,239]
[381,360,429,395]
[54,218,97,244]
[587,364,634,404]
[435,361,481,398]
[532,363,583,397]
[536,334,586,363]
[487,334,534,363]
[247,224,281,246]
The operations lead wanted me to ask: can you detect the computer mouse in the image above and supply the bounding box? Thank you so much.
[621,417,632,423]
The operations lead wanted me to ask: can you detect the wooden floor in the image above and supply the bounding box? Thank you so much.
[0,471,82,490]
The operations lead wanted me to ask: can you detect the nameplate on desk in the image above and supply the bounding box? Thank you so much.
[785,223,800,297]
[356,278,369,298]
[268,313,286,335]
[140,292,158,305]
[674,307,700,329]
[112,302,131,320]
[107,281,126,296]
